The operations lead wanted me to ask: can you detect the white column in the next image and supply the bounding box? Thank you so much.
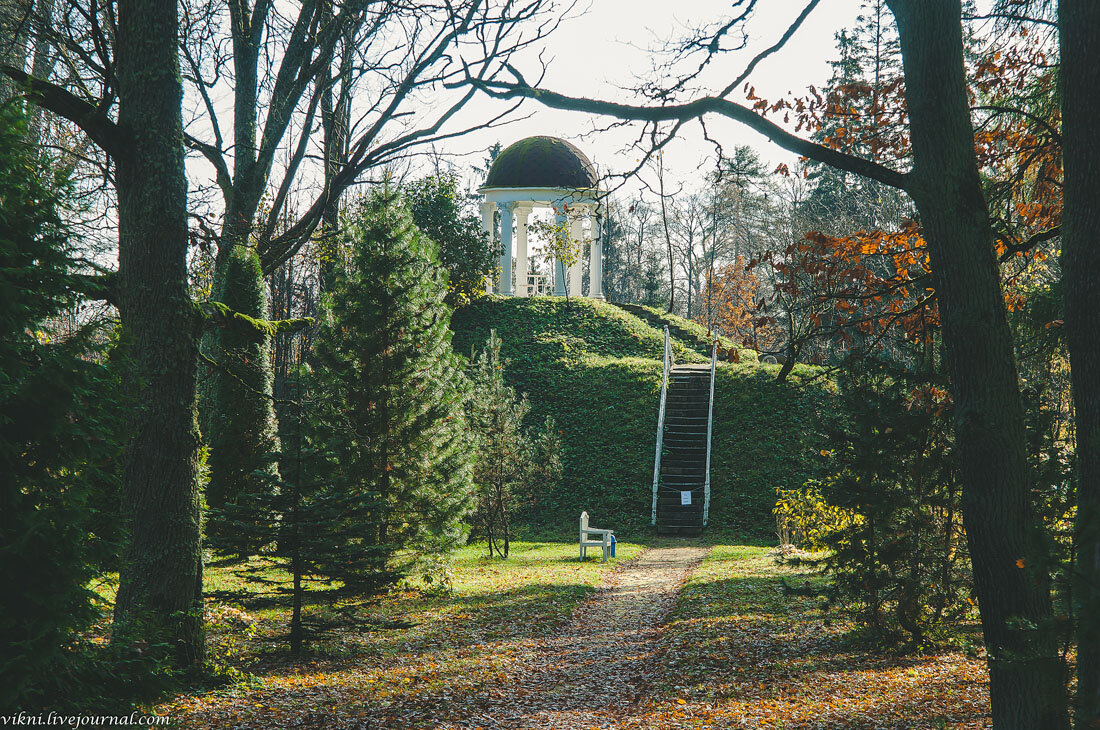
[554,209,568,296]
[498,202,515,296]
[515,206,531,297]
[569,215,583,296]
[589,208,605,300]
[481,202,495,294]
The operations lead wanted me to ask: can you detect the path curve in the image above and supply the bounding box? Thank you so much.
[447,545,710,729]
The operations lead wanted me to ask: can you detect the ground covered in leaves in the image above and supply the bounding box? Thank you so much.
[156,540,992,729]
[634,545,991,729]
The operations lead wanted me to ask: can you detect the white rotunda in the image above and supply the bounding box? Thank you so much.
[479,136,604,299]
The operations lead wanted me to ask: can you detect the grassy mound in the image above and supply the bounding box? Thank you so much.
[450,297,835,539]
[614,302,755,360]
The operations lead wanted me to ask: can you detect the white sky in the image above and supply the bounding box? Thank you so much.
[442,0,868,195]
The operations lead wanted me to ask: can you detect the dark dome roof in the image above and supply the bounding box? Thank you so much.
[484,136,598,189]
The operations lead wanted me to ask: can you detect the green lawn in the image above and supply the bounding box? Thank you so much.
[159,540,644,726]
[635,545,991,729]
[154,539,992,729]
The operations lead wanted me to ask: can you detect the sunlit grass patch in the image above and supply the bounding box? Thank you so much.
[639,544,992,729]
[159,539,645,728]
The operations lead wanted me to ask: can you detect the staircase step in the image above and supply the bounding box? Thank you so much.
[662,461,705,469]
[661,468,704,476]
[656,525,704,537]
[660,499,704,510]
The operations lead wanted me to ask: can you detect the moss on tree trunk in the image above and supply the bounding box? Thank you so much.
[1059,2,1100,724]
[110,0,204,673]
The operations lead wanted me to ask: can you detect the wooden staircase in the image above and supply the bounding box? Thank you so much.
[656,364,711,536]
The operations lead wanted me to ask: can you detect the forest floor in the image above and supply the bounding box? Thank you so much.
[156,539,992,729]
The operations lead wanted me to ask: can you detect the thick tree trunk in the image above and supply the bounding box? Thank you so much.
[111,0,204,672]
[1059,3,1100,725]
[888,1,1067,726]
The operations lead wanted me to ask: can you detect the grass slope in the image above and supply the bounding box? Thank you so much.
[451,297,835,539]
[614,302,755,360]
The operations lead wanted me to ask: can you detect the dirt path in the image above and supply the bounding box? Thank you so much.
[445,545,710,729]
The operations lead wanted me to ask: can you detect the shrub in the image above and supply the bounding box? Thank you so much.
[773,481,854,550]
[468,330,563,557]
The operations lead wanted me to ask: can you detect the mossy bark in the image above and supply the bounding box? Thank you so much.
[203,245,280,555]
[110,0,204,672]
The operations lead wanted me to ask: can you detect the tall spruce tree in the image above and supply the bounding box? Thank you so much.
[309,185,475,584]
[0,104,111,708]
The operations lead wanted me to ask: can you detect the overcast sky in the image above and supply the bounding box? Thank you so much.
[443,0,870,196]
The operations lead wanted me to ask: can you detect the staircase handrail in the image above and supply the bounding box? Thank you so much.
[703,334,718,526]
[651,325,672,526]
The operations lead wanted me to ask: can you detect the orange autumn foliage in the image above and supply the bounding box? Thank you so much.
[750,29,1061,354]
[704,257,781,351]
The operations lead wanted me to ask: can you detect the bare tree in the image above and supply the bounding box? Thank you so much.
[181,0,570,507]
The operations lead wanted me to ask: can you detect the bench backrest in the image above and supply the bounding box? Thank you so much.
[580,511,589,532]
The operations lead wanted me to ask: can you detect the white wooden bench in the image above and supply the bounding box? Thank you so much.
[579,511,614,562]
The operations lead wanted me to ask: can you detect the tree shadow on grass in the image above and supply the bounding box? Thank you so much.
[210,580,599,673]
[640,573,990,728]
[177,581,613,729]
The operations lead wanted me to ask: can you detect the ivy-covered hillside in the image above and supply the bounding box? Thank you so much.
[450,297,836,539]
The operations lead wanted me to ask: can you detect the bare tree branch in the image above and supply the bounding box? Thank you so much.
[1,63,123,156]
[468,66,909,190]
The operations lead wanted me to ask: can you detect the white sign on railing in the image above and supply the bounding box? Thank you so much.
[681,491,692,506]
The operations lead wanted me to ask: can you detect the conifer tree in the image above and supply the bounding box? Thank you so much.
[308,185,475,585]
[467,330,564,558]
[204,245,281,556]
[0,105,113,708]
